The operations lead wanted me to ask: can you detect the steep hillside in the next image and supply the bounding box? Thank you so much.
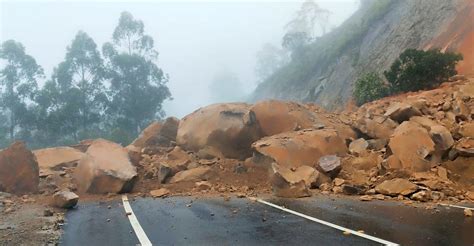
[252,0,473,110]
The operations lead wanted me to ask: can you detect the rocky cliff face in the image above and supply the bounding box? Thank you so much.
[252,0,473,110]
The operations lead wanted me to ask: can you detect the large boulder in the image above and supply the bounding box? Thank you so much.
[176,103,261,159]
[409,116,454,152]
[270,163,312,198]
[158,117,180,145]
[252,129,347,168]
[388,121,435,172]
[33,147,84,170]
[384,102,422,123]
[0,142,39,194]
[74,139,138,194]
[130,121,162,148]
[250,100,316,136]
[353,115,398,140]
[130,117,179,149]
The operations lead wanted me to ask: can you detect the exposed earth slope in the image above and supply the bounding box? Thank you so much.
[252,0,474,109]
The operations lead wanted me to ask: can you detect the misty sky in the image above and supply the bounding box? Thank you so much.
[1,0,358,118]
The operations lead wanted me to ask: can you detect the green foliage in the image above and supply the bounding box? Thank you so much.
[103,11,171,136]
[353,72,388,105]
[0,11,172,148]
[353,49,463,107]
[384,49,463,93]
[0,40,44,140]
[50,31,108,141]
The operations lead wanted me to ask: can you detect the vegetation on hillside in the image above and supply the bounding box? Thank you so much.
[385,49,463,93]
[254,0,394,95]
[354,49,463,106]
[0,11,171,148]
[353,72,388,105]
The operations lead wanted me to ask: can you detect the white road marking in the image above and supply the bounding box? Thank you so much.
[122,195,153,246]
[250,197,399,246]
[439,203,474,210]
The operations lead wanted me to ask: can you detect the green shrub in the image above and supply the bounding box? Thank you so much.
[384,49,463,93]
[353,72,388,105]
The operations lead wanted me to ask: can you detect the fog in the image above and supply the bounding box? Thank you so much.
[1,0,358,118]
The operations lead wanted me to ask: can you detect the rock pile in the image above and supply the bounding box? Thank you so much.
[2,76,474,206]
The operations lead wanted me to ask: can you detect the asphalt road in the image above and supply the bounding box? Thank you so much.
[60,195,474,246]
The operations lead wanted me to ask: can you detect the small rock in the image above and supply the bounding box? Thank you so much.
[319,183,332,192]
[234,163,247,174]
[236,193,246,198]
[431,191,444,201]
[437,167,448,180]
[342,184,364,195]
[195,181,212,191]
[169,166,211,183]
[410,190,431,202]
[53,191,79,209]
[373,194,385,200]
[349,138,369,155]
[43,209,54,217]
[367,139,388,151]
[158,164,172,184]
[375,178,418,196]
[332,186,343,193]
[442,101,451,111]
[333,178,345,186]
[359,195,372,201]
[464,209,473,217]
[150,188,170,198]
[317,155,342,178]
[365,189,376,195]
[466,191,474,200]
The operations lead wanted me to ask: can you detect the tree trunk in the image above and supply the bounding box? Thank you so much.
[9,112,14,140]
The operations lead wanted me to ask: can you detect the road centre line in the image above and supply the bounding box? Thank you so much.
[250,197,399,246]
[122,195,153,246]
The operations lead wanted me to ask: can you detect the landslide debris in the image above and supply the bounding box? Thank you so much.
[74,139,138,194]
[3,79,474,245]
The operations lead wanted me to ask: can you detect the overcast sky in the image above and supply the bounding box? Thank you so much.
[1,0,358,118]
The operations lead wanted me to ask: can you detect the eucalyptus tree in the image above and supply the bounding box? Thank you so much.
[0,40,44,140]
[103,11,171,138]
[52,31,108,140]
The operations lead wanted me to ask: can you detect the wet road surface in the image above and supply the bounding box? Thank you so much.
[60,195,474,245]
